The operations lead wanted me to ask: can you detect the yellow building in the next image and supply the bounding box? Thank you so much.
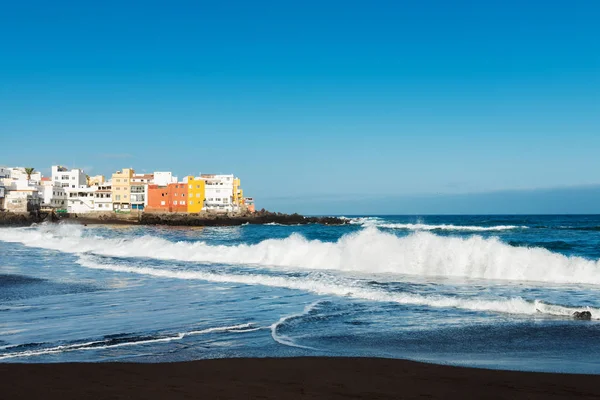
[186,176,206,213]
[233,177,244,208]
[88,175,106,186]
[111,168,134,210]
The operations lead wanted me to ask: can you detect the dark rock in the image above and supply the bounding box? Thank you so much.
[573,311,592,320]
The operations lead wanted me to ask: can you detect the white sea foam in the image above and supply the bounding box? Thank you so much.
[0,323,256,360]
[76,256,600,319]
[1,224,600,285]
[270,301,323,350]
[375,223,527,231]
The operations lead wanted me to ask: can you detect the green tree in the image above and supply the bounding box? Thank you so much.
[24,167,35,182]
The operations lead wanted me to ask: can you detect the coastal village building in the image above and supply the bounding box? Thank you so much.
[111,168,134,210]
[153,172,178,186]
[203,174,235,212]
[88,175,106,186]
[244,197,255,213]
[93,183,112,211]
[40,179,67,209]
[5,167,42,184]
[147,182,188,213]
[66,187,98,213]
[130,173,153,210]
[52,165,86,189]
[4,189,41,213]
[185,176,206,213]
[0,165,253,214]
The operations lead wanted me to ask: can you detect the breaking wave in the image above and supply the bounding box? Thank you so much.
[76,256,600,319]
[376,223,527,231]
[1,224,600,285]
[341,217,527,231]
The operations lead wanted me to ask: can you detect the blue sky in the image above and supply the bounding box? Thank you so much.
[1,1,599,213]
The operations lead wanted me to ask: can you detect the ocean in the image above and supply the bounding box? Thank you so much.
[1,215,599,373]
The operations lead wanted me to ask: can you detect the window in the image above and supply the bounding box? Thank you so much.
[98,204,102,208]
[216,189,220,193]
[182,194,185,197]
[180,201,185,205]
[160,201,165,206]
[196,193,200,198]
[196,185,200,189]
[189,185,192,189]
[189,201,193,205]
[173,201,177,205]
[116,179,120,183]
[116,195,121,200]
[174,193,177,196]
[71,185,75,188]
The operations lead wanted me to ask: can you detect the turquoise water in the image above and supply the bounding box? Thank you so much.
[1,215,600,373]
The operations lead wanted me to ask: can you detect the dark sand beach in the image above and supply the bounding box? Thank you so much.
[2,357,599,399]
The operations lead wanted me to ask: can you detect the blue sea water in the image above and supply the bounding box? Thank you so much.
[1,215,600,373]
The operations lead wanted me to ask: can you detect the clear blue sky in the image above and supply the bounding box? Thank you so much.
[1,1,599,213]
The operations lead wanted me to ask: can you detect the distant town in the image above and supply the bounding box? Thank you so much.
[0,166,255,214]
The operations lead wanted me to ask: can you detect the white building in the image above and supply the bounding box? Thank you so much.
[153,171,177,186]
[4,189,41,213]
[202,174,235,212]
[40,179,67,209]
[93,183,112,211]
[52,165,86,189]
[66,187,97,213]
[3,167,42,184]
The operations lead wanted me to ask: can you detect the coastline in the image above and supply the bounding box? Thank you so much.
[2,357,599,399]
[0,210,348,227]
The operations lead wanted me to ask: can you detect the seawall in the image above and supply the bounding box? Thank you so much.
[0,210,348,227]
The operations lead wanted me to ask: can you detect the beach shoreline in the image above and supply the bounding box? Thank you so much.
[2,357,599,399]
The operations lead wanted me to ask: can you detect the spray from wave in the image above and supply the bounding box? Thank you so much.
[1,224,599,285]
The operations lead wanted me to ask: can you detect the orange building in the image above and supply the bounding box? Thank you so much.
[147,183,189,213]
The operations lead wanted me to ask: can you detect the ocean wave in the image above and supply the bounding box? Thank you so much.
[2,224,600,285]
[76,256,600,319]
[375,223,528,232]
[0,323,256,360]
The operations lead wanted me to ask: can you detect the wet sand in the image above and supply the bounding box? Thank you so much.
[2,357,599,399]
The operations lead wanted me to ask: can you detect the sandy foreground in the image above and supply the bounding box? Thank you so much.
[1,357,599,399]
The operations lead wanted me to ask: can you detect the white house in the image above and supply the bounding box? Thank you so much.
[0,167,10,179]
[4,189,41,213]
[65,187,98,213]
[40,179,67,209]
[52,165,87,189]
[130,173,153,210]
[4,167,42,184]
[93,183,112,211]
[153,171,177,186]
[202,174,235,212]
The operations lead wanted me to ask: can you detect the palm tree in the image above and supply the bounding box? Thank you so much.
[86,174,91,186]
[24,167,35,183]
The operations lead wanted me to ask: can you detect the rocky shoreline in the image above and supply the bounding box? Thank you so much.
[0,210,349,227]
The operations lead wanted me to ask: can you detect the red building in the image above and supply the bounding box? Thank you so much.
[146,183,189,213]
